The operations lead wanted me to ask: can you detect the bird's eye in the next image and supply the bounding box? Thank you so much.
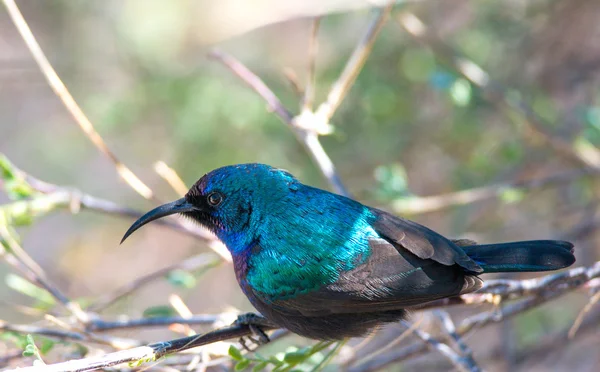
[207,192,223,206]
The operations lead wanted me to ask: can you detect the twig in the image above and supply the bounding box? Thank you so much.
[88,253,220,312]
[154,161,188,197]
[1,157,231,262]
[433,311,477,368]
[406,321,480,372]
[316,4,393,122]
[391,167,598,214]
[569,289,600,338]
[87,314,225,332]
[350,261,600,371]
[302,17,321,112]
[3,0,236,260]
[0,224,89,324]
[395,11,600,170]
[2,0,154,200]
[348,316,422,367]
[208,50,294,124]
[10,323,278,372]
[0,320,142,349]
[209,50,349,197]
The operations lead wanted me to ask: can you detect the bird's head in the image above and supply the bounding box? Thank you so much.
[121,163,299,251]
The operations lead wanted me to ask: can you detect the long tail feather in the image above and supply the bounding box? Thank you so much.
[461,240,575,273]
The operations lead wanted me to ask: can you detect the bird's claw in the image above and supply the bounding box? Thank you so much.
[234,313,272,352]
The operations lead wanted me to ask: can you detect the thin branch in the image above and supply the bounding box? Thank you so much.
[433,311,478,368]
[569,289,600,338]
[87,314,225,332]
[154,161,188,197]
[350,261,600,371]
[316,4,393,121]
[405,321,480,372]
[282,67,304,97]
[0,224,89,324]
[13,323,278,372]
[209,50,349,196]
[302,17,321,112]
[2,0,154,199]
[89,253,220,312]
[395,11,600,170]
[391,167,599,214]
[0,320,142,349]
[208,50,294,124]
[1,157,232,261]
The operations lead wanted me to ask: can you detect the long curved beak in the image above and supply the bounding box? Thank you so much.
[121,197,197,244]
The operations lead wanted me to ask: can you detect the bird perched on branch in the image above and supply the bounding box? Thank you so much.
[122,163,575,340]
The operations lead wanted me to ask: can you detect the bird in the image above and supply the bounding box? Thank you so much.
[121,163,576,340]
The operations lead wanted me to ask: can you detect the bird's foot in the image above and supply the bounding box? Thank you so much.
[234,313,272,352]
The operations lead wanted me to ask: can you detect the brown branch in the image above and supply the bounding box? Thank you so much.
[391,167,599,214]
[209,50,350,197]
[88,253,220,312]
[2,0,233,260]
[406,321,481,372]
[0,320,142,349]
[1,157,232,262]
[350,261,600,371]
[433,311,477,367]
[395,11,600,170]
[0,224,89,324]
[208,50,294,124]
[302,17,321,112]
[13,324,278,372]
[316,4,393,122]
[87,314,222,332]
[2,0,154,200]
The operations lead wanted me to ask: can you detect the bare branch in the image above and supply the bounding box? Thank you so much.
[88,253,221,312]
[0,320,142,349]
[0,224,89,324]
[433,311,476,365]
[568,288,600,338]
[316,4,393,121]
[1,157,232,261]
[87,314,225,332]
[2,0,154,200]
[405,321,481,372]
[302,17,321,112]
[209,50,350,196]
[391,167,599,214]
[208,50,295,124]
[13,323,278,372]
[395,11,600,170]
[350,261,600,371]
[154,161,189,197]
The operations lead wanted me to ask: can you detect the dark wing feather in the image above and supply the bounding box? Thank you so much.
[370,208,483,273]
[262,238,482,317]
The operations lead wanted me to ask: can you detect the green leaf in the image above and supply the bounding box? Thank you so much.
[283,349,311,365]
[450,78,472,107]
[228,345,244,361]
[4,179,35,200]
[39,338,55,355]
[22,335,40,358]
[142,305,176,318]
[269,356,284,366]
[400,48,436,82]
[499,187,525,204]
[0,154,16,180]
[235,359,251,371]
[6,274,55,305]
[252,361,269,371]
[166,269,197,289]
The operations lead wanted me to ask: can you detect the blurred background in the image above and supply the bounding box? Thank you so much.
[1,0,600,371]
